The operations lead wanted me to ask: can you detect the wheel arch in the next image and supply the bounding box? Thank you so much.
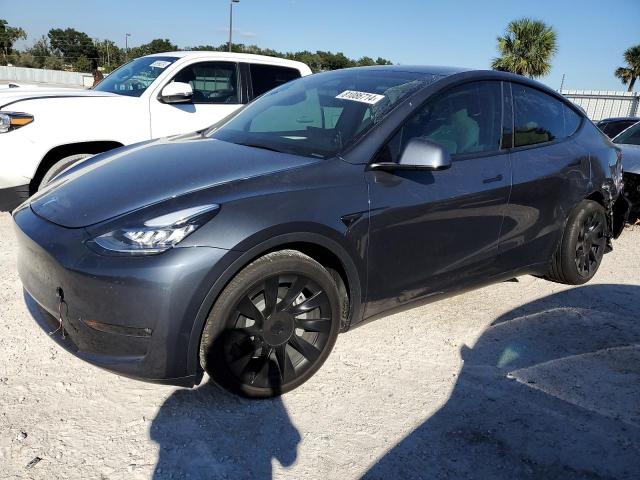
[185,232,365,376]
[30,140,124,193]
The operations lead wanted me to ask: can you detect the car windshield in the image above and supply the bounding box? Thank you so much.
[94,56,179,97]
[613,121,640,145]
[207,69,438,158]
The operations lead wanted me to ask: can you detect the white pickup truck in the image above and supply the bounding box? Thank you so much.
[0,51,311,211]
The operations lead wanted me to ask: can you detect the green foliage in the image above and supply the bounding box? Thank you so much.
[128,39,178,59]
[48,27,99,70]
[615,44,640,92]
[185,42,393,73]
[5,21,393,74]
[491,18,557,78]
[0,18,27,65]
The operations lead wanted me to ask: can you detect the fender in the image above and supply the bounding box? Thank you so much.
[184,231,365,377]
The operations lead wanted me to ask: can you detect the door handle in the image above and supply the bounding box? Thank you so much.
[482,174,503,184]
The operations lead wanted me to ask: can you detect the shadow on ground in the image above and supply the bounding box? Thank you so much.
[150,383,300,479]
[363,284,640,479]
[151,284,640,479]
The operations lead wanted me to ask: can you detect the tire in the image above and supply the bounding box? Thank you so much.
[546,200,607,285]
[199,250,341,398]
[38,153,93,190]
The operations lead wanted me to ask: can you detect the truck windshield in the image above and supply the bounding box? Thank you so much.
[94,56,178,97]
[208,68,438,158]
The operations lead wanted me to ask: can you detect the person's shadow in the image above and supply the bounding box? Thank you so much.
[364,283,640,479]
[150,382,300,479]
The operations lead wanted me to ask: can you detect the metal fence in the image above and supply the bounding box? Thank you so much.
[560,90,640,121]
[0,66,93,88]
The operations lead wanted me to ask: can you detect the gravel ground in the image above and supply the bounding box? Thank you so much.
[0,211,639,480]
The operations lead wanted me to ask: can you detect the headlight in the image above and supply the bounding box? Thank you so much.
[87,204,220,255]
[0,112,34,133]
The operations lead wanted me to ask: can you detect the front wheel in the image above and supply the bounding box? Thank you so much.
[199,250,341,398]
[546,200,607,285]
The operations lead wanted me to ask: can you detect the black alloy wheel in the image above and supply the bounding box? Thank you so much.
[574,211,606,278]
[200,250,341,398]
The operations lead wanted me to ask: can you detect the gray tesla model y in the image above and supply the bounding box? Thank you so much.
[13,66,628,397]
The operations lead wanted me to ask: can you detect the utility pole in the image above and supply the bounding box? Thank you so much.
[559,73,565,92]
[228,0,239,52]
[125,33,131,61]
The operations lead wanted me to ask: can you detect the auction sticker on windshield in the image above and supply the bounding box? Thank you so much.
[336,90,385,105]
[149,60,171,69]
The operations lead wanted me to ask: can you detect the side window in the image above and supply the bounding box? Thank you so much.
[563,105,582,137]
[250,64,301,98]
[170,62,238,104]
[512,84,565,147]
[380,81,503,163]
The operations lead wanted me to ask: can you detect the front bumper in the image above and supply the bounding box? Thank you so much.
[14,205,240,385]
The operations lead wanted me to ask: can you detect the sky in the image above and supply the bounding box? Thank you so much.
[1,0,638,91]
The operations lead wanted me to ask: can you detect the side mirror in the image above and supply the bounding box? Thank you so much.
[370,138,452,172]
[160,82,193,104]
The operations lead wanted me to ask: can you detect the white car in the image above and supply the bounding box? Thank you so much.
[0,51,311,211]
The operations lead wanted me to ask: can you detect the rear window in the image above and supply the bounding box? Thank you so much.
[250,64,301,98]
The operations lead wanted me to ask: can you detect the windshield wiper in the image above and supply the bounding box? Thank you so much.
[235,142,285,153]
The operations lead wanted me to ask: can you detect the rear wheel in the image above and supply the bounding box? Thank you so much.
[199,250,341,398]
[546,200,607,285]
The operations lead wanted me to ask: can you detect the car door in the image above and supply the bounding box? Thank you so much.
[498,82,589,270]
[150,61,243,138]
[365,80,511,318]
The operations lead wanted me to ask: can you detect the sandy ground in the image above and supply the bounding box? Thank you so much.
[0,211,639,480]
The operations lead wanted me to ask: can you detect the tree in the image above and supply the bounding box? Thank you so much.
[23,35,53,69]
[129,38,178,58]
[48,27,98,71]
[95,39,123,72]
[0,18,27,65]
[614,44,640,92]
[491,18,557,78]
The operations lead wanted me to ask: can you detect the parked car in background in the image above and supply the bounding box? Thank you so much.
[611,121,640,221]
[596,116,640,139]
[0,51,311,211]
[14,66,627,398]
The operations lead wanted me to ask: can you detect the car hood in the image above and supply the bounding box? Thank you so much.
[29,135,320,228]
[0,87,119,108]
[618,144,640,175]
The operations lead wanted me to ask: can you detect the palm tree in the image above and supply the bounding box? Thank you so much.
[615,45,640,92]
[491,18,558,78]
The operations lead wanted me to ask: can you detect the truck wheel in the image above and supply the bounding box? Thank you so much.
[38,153,93,190]
[546,200,607,285]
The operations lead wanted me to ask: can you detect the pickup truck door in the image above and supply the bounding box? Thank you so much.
[149,61,243,138]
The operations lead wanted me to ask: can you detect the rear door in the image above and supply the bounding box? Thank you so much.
[150,61,243,138]
[498,82,588,269]
[365,80,512,318]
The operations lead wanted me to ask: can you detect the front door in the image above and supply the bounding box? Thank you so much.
[150,61,243,138]
[365,80,511,318]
